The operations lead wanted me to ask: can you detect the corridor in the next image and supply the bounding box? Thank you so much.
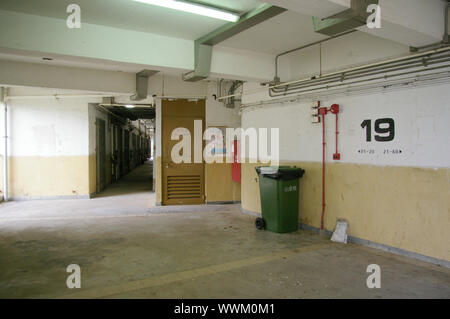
[0,161,448,298]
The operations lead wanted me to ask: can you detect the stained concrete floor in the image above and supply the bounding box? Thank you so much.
[0,162,449,299]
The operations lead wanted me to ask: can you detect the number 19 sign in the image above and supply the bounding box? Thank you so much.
[361,118,395,142]
[357,118,403,156]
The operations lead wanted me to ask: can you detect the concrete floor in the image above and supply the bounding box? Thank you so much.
[0,162,449,299]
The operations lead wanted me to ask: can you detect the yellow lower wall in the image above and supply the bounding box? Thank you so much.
[5,156,91,198]
[0,153,132,199]
[242,161,450,261]
[89,154,96,195]
[155,157,241,204]
[156,156,162,204]
[88,153,113,195]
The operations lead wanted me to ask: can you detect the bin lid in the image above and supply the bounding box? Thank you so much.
[258,166,279,175]
[256,166,305,180]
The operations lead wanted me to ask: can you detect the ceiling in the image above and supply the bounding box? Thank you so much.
[0,0,349,76]
[0,0,330,56]
[0,0,263,40]
[220,10,327,54]
[104,105,156,120]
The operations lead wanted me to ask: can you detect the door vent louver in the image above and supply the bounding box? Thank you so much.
[167,175,202,200]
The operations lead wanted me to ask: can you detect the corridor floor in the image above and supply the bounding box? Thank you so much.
[0,162,448,299]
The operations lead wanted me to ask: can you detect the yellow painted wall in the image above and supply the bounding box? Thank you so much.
[88,154,96,195]
[156,156,162,204]
[88,153,113,195]
[242,161,450,261]
[156,157,241,204]
[0,153,142,199]
[5,156,90,198]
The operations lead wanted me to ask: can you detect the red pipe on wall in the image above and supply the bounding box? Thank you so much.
[321,113,326,230]
[317,103,340,230]
[318,106,328,230]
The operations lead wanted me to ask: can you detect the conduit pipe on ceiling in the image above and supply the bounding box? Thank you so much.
[270,52,450,95]
[270,50,450,96]
[1,87,8,202]
[274,30,357,81]
[217,46,450,101]
[269,63,450,97]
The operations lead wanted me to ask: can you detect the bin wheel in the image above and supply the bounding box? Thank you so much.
[255,217,265,230]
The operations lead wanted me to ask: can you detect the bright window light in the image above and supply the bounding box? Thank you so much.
[134,0,240,22]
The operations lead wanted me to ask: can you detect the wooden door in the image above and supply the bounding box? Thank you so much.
[162,99,205,205]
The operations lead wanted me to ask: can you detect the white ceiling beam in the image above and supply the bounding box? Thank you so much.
[211,46,276,82]
[263,0,349,18]
[360,0,447,47]
[0,9,275,82]
[0,10,193,71]
[0,59,135,94]
[264,0,446,47]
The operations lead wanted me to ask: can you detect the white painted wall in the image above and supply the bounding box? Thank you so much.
[206,82,241,129]
[0,87,102,158]
[241,29,449,169]
[283,31,408,82]
[242,82,450,169]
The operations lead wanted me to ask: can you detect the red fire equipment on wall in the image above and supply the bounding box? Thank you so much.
[316,102,341,230]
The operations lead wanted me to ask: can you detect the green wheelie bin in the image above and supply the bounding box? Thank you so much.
[255,166,305,233]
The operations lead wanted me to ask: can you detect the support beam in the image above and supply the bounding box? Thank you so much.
[182,44,213,82]
[313,0,379,36]
[183,4,287,82]
[265,0,447,47]
[0,60,136,94]
[0,9,277,83]
[130,69,159,101]
[0,9,193,72]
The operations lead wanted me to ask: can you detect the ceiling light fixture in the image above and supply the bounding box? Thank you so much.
[133,0,240,22]
[125,104,136,108]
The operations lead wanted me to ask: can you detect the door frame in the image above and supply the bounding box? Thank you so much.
[95,117,106,193]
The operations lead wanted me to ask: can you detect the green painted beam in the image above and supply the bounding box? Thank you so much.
[313,0,379,36]
[183,4,287,82]
[197,4,287,46]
